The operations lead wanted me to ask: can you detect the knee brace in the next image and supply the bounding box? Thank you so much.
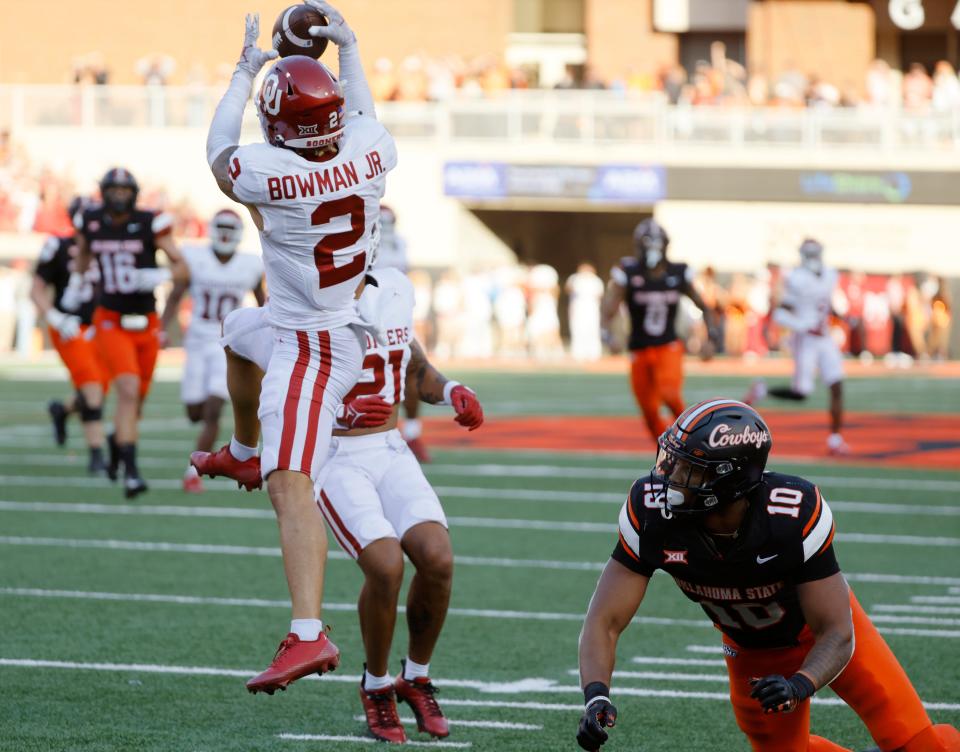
[76,391,103,423]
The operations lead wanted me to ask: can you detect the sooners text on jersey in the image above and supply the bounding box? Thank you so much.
[181,245,263,345]
[342,267,414,407]
[613,471,838,649]
[228,115,398,332]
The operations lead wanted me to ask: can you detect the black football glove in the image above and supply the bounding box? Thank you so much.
[749,673,815,714]
[576,696,618,751]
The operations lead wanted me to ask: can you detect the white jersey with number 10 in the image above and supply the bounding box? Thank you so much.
[181,244,263,345]
[228,115,397,332]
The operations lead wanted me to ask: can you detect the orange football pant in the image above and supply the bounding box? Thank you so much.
[93,308,160,399]
[629,341,685,441]
[49,324,108,391]
[723,590,959,752]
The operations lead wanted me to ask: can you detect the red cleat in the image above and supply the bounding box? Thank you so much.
[182,474,204,493]
[190,445,262,491]
[246,631,340,694]
[359,676,407,743]
[395,664,449,739]
[405,437,432,464]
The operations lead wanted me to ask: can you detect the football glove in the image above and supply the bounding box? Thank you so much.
[45,309,81,340]
[134,267,172,292]
[749,673,815,714]
[448,384,483,431]
[304,1,356,47]
[59,271,88,312]
[336,394,394,430]
[237,13,279,78]
[576,696,618,751]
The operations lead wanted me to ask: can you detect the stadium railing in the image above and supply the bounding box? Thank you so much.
[2,84,960,151]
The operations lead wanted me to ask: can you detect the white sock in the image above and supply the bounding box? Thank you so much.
[403,657,430,681]
[363,669,393,691]
[184,464,199,479]
[230,436,258,461]
[402,419,422,441]
[827,433,844,449]
[290,619,323,641]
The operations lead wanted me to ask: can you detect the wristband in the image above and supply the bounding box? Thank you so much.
[583,681,610,706]
[441,381,462,406]
[789,673,816,700]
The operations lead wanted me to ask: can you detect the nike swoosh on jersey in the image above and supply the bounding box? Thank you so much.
[756,554,779,564]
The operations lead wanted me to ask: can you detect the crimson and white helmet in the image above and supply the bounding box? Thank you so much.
[257,55,345,151]
[209,209,243,255]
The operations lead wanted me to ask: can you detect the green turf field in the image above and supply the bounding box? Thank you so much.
[0,369,958,751]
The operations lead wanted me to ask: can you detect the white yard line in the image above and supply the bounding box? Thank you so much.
[631,656,726,667]
[2,658,958,711]
[911,596,960,605]
[2,536,959,588]
[567,669,728,683]
[3,500,958,544]
[279,733,471,748]
[868,615,960,626]
[350,716,541,731]
[874,605,960,615]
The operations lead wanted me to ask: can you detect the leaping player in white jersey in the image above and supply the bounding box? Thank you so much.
[223,260,483,742]
[373,204,432,463]
[159,209,265,493]
[196,2,397,694]
[744,239,849,455]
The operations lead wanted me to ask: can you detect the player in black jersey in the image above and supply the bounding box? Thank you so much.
[577,400,959,752]
[601,218,717,444]
[75,168,185,498]
[30,198,107,472]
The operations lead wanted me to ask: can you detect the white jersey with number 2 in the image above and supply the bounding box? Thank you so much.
[228,115,397,332]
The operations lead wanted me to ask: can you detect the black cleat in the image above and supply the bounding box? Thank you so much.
[106,434,120,482]
[124,475,148,499]
[48,401,68,446]
[88,448,107,475]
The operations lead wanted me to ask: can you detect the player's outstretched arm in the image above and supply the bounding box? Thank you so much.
[305,1,376,118]
[252,278,267,307]
[406,339,483,430]
[159,278,189,340]
[577,559,649,750]
[207,13,278,198]
[750,572,853,714]
[600,277,626,353]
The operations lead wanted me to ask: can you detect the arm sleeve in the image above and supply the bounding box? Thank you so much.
[207,69,255,167]
[151,212,174,238]
[338,41,375,118]
[610,483,658,577]
[795,488,840,583]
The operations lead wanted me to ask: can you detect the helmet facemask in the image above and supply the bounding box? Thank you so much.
[209,211,243,256]
[653,439,736,515]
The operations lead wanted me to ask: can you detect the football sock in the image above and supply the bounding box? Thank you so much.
[89,447,104,464]
[363,670,393,691]
[402,419,422,441]
[290,619,323,641]
[184,464,199,479]
[230,436,258,461]
[117,443,139,477]
[403,657,430,681]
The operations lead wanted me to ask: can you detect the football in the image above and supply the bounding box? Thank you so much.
[272,4,329,59]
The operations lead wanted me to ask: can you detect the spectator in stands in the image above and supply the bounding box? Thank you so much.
[526,264,563,360]
[903,63,933,113]
[931,61,960,112]
[566,263,604,362]
[432,271,463,359]
[493,267,528,358]
[866,58,895,107]
[927,277,952,360]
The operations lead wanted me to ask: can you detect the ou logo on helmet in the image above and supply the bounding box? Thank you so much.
[262,73,283,116]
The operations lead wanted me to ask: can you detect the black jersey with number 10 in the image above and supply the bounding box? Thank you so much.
[612,471,839,650]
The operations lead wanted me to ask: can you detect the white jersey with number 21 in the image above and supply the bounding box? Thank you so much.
[228,114,397,332]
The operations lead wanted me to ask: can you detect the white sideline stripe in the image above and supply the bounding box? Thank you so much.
[350,716,541,731]
[686,645,722,654]
[912,596,960,605]
[631,656,726,667]
[0,586,702,629]
[875,604,960,615]
[279,734,471,748]
[869,614,960,626]
[3,658,958,711]
[3,501,957,546]
[3,536,960,587]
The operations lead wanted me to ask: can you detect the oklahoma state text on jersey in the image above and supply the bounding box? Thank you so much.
[75,207,172,315]
[612,471,838,649]
[611,259,693,350]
